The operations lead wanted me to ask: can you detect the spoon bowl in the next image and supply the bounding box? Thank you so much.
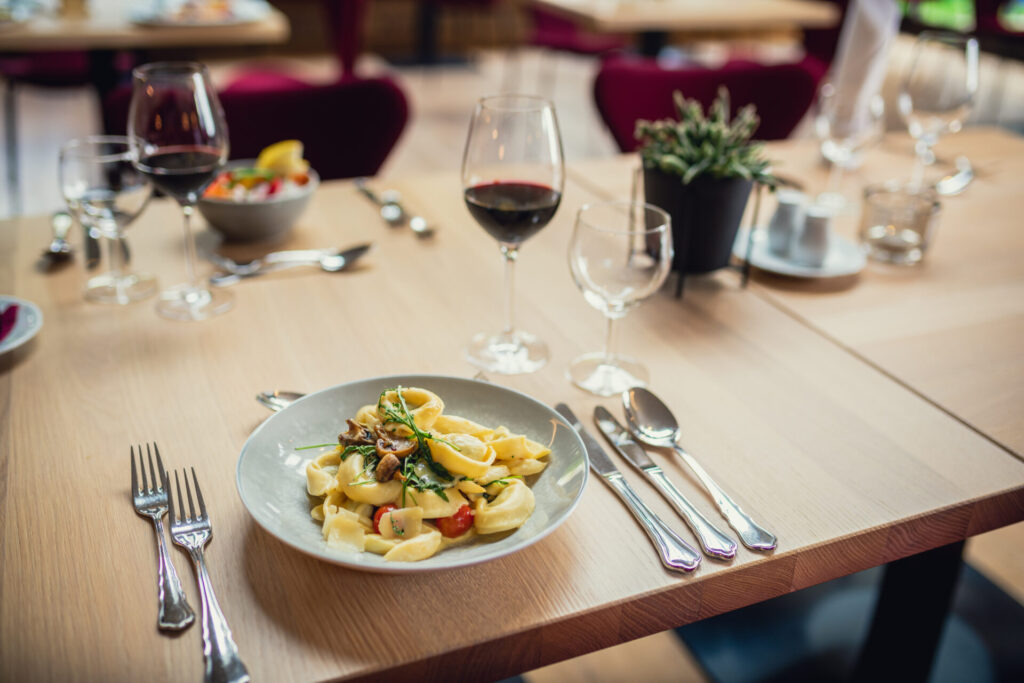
[41,211,74,266]
[409,215,435,238]
[256,390,305,412]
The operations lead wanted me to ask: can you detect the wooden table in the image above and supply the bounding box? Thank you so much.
[2,135,1023,681]
[0,2,290,52]
[532,0,839,54]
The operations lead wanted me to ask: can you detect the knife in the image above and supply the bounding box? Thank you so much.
[594,406,737,560]
[555,404,700,573]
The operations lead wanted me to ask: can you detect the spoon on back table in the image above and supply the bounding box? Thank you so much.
[622,387,777,551]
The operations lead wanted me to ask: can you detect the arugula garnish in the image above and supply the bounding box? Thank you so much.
[295,443,338,451]
[341,444,377,461]
[378,386,457,503]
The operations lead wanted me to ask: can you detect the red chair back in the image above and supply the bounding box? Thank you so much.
[593,56,820,152]
[323,0,370,76]
[104,77,409,180]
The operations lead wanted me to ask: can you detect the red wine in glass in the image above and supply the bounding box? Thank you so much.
[463,181,561,245]
[136,145,223,203]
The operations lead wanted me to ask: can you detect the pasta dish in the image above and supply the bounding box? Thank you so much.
[304,386,551,562]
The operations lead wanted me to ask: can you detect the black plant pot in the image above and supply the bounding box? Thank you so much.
[643,168,753,275]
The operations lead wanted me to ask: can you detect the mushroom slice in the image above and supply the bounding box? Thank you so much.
[338,419,375,446]
[374,425,418,459]
[375,453,401,482]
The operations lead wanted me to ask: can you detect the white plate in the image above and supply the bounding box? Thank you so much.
[130,1,270,27]
[236,374,589,573]
[733,227,866,279]
[0,296,43,355]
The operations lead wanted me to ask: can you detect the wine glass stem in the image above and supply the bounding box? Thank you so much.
[103,229,123,280]
[825,161,844,196]
[602,315,618,365]
[181,204,201,293]
[501,245,518,338]
[911,139,935,190]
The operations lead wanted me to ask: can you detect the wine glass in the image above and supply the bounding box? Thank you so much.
[59,136,155,304]
[898,31,979,191]
[128,61,233,321]
[461,95,564,374]
[814,82,885,212]
[567,201,672,396]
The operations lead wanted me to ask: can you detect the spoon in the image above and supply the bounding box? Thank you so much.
[209,243,373,287]
[623,387,777,551]
[935,156,973,196]
[409,215,435,239]
[40,211,74,267]
[256,390,305,412]
[354,178,405,227]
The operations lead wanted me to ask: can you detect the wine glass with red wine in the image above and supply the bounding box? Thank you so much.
[461,95,564,374]
[128,62,232,321]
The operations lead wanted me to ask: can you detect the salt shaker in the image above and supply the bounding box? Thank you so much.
[767,189,806,257]
[793,205,833,268]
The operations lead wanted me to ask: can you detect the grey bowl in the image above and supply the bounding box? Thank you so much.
[197,161,319,243]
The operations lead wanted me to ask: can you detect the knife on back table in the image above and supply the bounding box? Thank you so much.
[555,404,700,573]
[594,406,737,560]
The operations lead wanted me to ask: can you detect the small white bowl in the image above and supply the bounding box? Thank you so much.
[198,161,319,243]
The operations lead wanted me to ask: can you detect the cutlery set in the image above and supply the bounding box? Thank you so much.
[559,389,776,574]
[130,443,249,683]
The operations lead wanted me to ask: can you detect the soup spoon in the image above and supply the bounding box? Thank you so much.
[623,387,777,551]
[256,390,305,412]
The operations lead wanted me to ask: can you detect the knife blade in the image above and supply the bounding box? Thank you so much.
[594,406,736,560]
[555,403,700,572]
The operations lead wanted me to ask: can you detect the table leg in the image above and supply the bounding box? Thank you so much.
[3,81,19,216]
[853,540,965,682]
[417,0,440,65]
[639,31,668,58]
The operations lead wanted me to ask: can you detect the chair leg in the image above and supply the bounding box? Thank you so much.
[4,81,20,216]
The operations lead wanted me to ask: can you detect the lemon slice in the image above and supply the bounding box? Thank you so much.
[255,140,309,175]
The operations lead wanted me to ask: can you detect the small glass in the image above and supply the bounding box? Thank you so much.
[814,82,885,212]
[568,201,673,396]
[859,183,941,266]
[59,136,155,303]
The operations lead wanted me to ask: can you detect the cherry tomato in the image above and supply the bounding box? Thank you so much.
[373,504,398,535]
[436,504,473,538]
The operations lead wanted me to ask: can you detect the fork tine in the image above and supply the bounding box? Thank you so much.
[153,443,166,492]
[184,470,197,522]
[146,443,158,493]
[130,446,138,493]
[138,444,148,492]
[163,467,174,523]
[191,467,207,520]
[174,470,186,523]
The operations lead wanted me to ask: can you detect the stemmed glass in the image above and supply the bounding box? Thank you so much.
[128,62,232,321]
[568,201,673,396]
[898,31,979,191]
[461,95,564,374]
[59,136,155,304]
[814,82,885,212]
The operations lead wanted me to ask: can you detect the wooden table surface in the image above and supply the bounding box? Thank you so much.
[531,0,839,34]
[567,127,1024,459]
[1,149,1023,681]
[0,2,289,52]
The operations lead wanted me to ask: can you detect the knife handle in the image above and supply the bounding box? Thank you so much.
[644,467,737,560]
[603,473,701,572]
[671,444,777,551]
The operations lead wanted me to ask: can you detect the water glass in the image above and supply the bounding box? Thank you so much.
[859,183,941,266]
[568,201,672,396]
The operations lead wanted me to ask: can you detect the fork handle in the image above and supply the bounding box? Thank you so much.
[152,517,195,631]
[188,549,250,683]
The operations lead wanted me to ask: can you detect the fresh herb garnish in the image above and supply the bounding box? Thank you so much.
[341,444,377,461]
[295,443,338,451]
[391,516,404,537]
[347,479,374,487]
[379,386,457,500]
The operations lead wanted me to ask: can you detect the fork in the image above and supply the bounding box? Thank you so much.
[131,444,195,631]
[168,468,250,683]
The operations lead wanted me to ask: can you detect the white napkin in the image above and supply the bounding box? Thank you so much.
[826,0,901,134]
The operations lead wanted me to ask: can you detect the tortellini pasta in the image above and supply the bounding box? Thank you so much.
[303,386,551,562]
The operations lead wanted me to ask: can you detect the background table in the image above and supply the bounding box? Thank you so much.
[1,150,1022,681]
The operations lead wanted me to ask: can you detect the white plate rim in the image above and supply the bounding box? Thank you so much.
[0,296,43,355]
[235,374,590,574]
[733,227,866,279]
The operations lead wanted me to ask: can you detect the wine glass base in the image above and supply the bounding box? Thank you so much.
[156,283,234,321]
[84,272,158,305]
[466,330,548,375]
[568,352,648,397]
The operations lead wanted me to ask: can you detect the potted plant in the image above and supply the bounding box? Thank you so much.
[636,88,775,275]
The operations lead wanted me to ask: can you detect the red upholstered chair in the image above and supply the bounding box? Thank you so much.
[593,55,821,152]
[103,76,409,181]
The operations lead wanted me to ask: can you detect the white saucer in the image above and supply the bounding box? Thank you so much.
[733,228,866,279]
[0,296,43,355]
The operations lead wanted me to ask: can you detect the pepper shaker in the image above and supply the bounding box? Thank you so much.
[767,189,806,257]
[792,205,833,268]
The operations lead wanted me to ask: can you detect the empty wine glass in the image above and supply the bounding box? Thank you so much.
[128,62,232,321]
[568,201,673,396]
[462,95,565,374]
[59,136,154,304]
[898,31,979,191]
[815,82,885,212]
